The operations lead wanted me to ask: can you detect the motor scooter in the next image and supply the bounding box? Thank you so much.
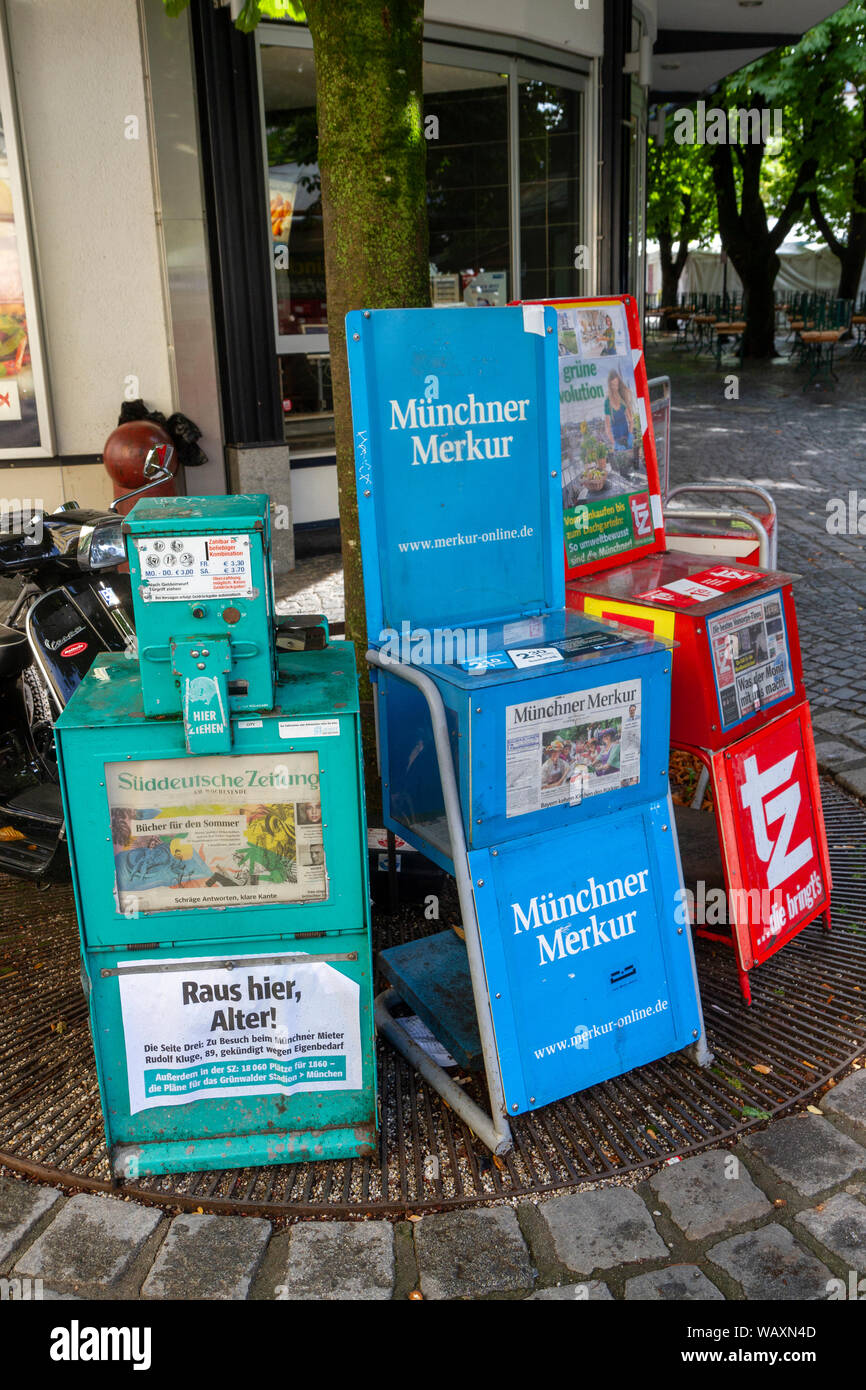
[0,448,171,880]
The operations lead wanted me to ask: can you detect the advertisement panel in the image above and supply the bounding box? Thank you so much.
[722,710,829,965]
[470,807,702,1113]
[522,295,665,578]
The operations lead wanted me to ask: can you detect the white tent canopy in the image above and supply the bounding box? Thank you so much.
[646,245,866,302]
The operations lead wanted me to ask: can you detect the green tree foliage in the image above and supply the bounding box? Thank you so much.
[768,1,866,305]
[646,120,716,306]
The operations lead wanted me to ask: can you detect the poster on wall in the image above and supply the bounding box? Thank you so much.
[106,753,327,914]
[0,9,52,458]
[118,953,362,1113]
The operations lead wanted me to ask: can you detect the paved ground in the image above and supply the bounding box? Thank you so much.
[2,1069,865,1299]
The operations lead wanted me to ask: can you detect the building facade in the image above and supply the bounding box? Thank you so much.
[0,0,841,567]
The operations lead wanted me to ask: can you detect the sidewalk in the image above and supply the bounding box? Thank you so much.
[4,342,866,1303]
[2,1070,865,1299]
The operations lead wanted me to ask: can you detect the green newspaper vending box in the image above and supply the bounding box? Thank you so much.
[54,496,375,1177]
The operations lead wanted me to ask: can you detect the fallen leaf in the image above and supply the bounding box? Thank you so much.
[407,1213,422,1221]
[800,1060,816,1069]
[752,1064,772,1075]
[806,1105,822,1115]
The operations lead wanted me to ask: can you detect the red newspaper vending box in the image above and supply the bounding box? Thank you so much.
[526,292,832,1004]
[566,553,831,1003]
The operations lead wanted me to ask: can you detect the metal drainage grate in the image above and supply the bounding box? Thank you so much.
[1,779,864,1218]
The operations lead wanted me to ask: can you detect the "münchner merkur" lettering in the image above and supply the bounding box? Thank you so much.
[390,394,531,466]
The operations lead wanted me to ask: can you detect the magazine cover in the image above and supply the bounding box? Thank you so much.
[554,297,661,573]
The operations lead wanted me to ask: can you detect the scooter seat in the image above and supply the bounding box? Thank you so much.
[0,623,31,680]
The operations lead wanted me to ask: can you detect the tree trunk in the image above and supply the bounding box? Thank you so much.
[710,140,803,360]
[737,257,780,357]
[837,248,865,304]
[305,0,429,810]
[837,211,866,307]
[658,227,680,307]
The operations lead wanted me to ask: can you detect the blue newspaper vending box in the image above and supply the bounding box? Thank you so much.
[347,305,708,1148]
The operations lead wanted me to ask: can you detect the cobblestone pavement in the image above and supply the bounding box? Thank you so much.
[648,337,866,793]
[275,552,344,628]
[2,1069,865,1299]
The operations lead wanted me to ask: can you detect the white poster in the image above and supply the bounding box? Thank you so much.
[106,753,326,914]
[119,954,362,1113]
[505,678,641,818]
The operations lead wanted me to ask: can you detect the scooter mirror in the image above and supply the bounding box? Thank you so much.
[108,444,175,513]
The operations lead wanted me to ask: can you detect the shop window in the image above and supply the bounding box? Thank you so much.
[518,78,582,301]
[259,32,587,441]
[423,65,510,304]
[0,20,52,457]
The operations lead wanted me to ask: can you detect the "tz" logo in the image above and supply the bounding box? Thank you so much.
[739,749,813,889]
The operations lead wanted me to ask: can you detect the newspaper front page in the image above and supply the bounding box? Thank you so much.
[505,678,642,818]
[707,593,793,727]
[106,753,327,913]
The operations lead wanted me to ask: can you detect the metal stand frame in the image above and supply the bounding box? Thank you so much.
[366,649,716,1153]
[367,649,513,1156]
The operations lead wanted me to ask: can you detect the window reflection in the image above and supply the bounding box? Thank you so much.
[519,80,582,301]
[424,65,510,304]
[262,45,326,340]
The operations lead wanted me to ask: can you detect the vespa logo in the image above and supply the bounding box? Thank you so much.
[739,749,813,890]
[45,625,86,652]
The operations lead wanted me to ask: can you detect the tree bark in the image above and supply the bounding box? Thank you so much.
[305,0,429,810]
[837,231,866,305]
